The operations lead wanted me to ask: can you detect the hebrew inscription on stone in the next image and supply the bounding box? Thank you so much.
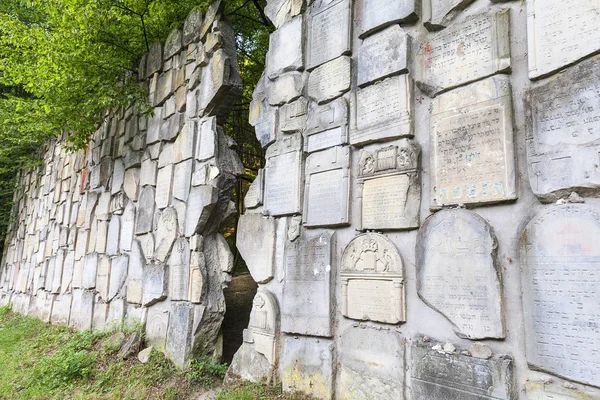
[527,0,600,79]
[431,76,517,208]
[525,55,600,202]
[303,146,350,228]
[306,0,351,70]
[417,209,505,339]
[357,139,420,230]
[340,233,405,324]
[304,98,348,154]
[521,204,600,387]
[264,133,303,216]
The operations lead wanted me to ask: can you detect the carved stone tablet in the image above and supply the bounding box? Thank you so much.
[237,213,276,283]
[303,146,350,228]
[304,98,348,154]
[155,207,178,262]
[423,0,475,31]
[527,0,600,79]
[431,76,517,208]
[355,0,418,38]
[282,336,334,400]
[411,341,514,400]
[165,303,193,368]
[525,56,600,202]
[263,134,303,216]
[350,75,413,146]
[341,233,405,324]
[266,15,303,79]
[415,10,511,96]
[358,139,420,230]
[339,327,405,399]
[169,238,190,301]
[146,306,169,351]
[306,0,351,70]
[417,209,505,339]
[244,169,264,209]
[247,289,279,365]
[521,204,600,387]
[358,25,409,87]
[307,56,351,104]
[282,230,334,337]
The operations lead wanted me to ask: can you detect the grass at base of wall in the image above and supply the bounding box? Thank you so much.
[0,306,314,400]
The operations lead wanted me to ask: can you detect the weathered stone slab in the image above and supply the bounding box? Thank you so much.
[279,97,307,134]
[142,263,168,306]
[184,185,218,237]
[140,157,157,187]
[350,75,413,146]
[135,186,155,234]
[265,71,306,106]
[265,0,303,28]
[250,80,278,147]
[96,255,111,300]
[108,255,128,301]
[172,160,192,202]
[182,8,202,45]
[306,0,351,70]
[431,76,517,208]
[303,146,350,227]
[266,16,303,79]
[527,0,600,79]
[304,98,348,153]
[423,0,475,31]
[356,0,417,38]
[169,238,190,301]
[237,213,276,283]
[246,289,279,365]
[357,139,420,230]
[50,294,72,325]
[155,165,173,209]
[106,216,120,256]
[146,306,169,351]
[411,341,514,400]
[339,327,405,399]
[340,233,405,324]
[111,158,125,195]
[174,121,195,163]
[155,207,178,262]
[526,379,600,400]
[164,28,182,60]
[282,230,334,337]
[82,254,98,289]
[521,204,600,387]
[244,169,264,209]
[120,202,135,252]
[415,10,511,96]
[165,303,194,368]
[417,209,505,339]
[70,289,94,331]
[197,49,242,119]
[358,25,409,87]
[282,336,334,400]
[264,134,303,216]
[196,117,216,162]
[525,56,600,202]
[307,56,351,104]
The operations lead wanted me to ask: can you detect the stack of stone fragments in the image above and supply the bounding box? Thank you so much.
[0,0,243,368]
[229,0,600,399]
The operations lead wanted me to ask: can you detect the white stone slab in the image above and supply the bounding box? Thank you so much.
[357,139,421,230]
[142,263,168,306]
[415,10,511,96]
[266,15,303,79]
[96,255,111,300]
[282,230,334,337]
[237,214,276,283]
[196,117,217,162]
[357,25,409,87]
[431,76,517,208]
[155,207,178,262]
[340,233,405,324]
[350,75,413,146]
[108,255,128,301]
[423,0,476,30]
[306,0,351,70]
[123,168,140,201]
[528,0,600,79]
[120,202,135,252]
[264,134,303,216]
[169,238,190,301]
[184,185,218,237]
[172,160,192,202]
[417,209,505,339]
[155,165,174,209]
[282,337,334,400]
[82,253,98,289]
[521,204,600,387]
[146,306,170,351]
[307,56,351,104]
[111,158,125,195]
[106,216,120,256]
[356,0,418,38]
[244,169,264,209]
[140,157,157,187]
[135,186,155,234]
[279,97,307,134]
[303,146,350,228]
[304,98,348,153]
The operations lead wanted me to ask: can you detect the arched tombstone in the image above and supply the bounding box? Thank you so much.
[521,204,600,387]
[340,232,405,324]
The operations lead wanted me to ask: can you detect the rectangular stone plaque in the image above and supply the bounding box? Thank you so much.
[423,0,475,30]
[307,56,351,104]
[431,76,516,208]
[350,75,413,146]
[411,342,514,400]
[282,231,334,337]
[355,0,418,38]
[303,146,350,228]
[264,134,303,216]
[358,25,409,87]
[306,0,351,70]
[304,98,348,153]
[525,55,600,202]
[243,168,264,209]
[528,0,600,79]
[415,10,511,96]
[358,139,420,230]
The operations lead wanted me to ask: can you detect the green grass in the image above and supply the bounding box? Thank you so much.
[0,305,313,400]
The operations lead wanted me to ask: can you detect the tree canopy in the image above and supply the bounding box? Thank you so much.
[0,0,271,249]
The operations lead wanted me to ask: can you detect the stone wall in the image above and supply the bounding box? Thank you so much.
[230,0,600,399]
[0,1,243,368]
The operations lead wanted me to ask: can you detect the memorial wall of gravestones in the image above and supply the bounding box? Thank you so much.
[0,1,244,369]
[230,0,600,399]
